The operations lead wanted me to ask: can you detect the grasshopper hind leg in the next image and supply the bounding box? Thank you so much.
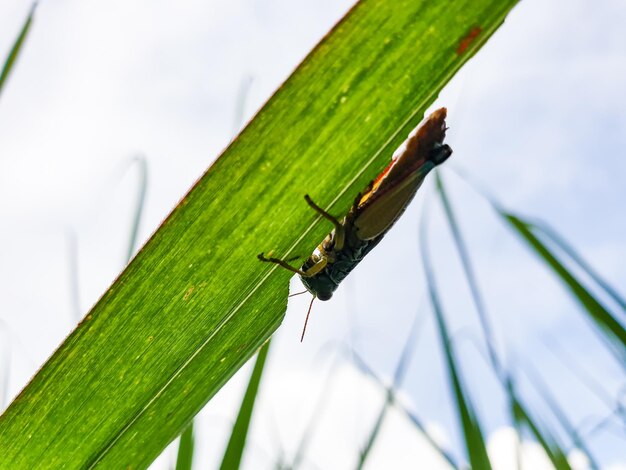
[304,195,341,229]
[304,195,346,251]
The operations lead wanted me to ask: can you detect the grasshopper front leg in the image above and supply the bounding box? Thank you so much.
[257,253,328,278]
[257,253,308,276]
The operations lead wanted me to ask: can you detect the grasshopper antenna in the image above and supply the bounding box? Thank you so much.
[300,296,316,342]
[289,290,308,298]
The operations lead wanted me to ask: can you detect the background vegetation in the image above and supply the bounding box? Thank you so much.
[0,0,624,468]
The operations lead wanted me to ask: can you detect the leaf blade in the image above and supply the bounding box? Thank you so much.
[0,1,519,467]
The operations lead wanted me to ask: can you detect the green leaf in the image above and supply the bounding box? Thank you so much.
[0,1,519,467]
[0,3,36,100]
[217,81,267,470]
[219,340,271,470]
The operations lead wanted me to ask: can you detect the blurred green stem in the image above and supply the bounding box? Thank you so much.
[0,3,36,100]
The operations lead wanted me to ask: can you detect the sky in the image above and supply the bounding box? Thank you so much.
[0,0,625,469]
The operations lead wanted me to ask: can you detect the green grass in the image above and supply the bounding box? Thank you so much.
[420,208,492,469]
[0,3,35,99]
[502,213,626,366]
[219,340,271,470]
[0,1,519,467]
[425,172,624,467]
[174,422,194,470]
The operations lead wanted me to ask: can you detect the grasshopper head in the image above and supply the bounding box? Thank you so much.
[300,274,335,301]
[429,142,452,165]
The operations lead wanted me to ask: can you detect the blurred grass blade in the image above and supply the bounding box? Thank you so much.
[290,354,341,470]
[435,172,502,375]
[579,409,626,441]
[392,311,424,384]
[507,381,572,470]
[397,404,459,470]
[356,406,386,470]
[219,340,271,470]
[421,209,492,469]
[125,156,148,263]
[66,228,82,321]
[501,213,626,364]
[216,78,265,470]
[66,157,149,322]
[453,167,625,314]
[0,321,9,410]
[355,312,424,470]
[435,173,520,467]
[231,75,254,138]
[521,362,600,469]
[0,1,520,467]
[173,74,253,470]
[351,352,459,469]
[175,73,250,469]
[531,221,626,313]
[543,337,626,425]
[174,422,194,470]
[0,2,36,100]
[435,173,584,469]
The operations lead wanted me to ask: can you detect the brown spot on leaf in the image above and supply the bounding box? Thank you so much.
[183,286,195,301]
[457,26,482,55]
